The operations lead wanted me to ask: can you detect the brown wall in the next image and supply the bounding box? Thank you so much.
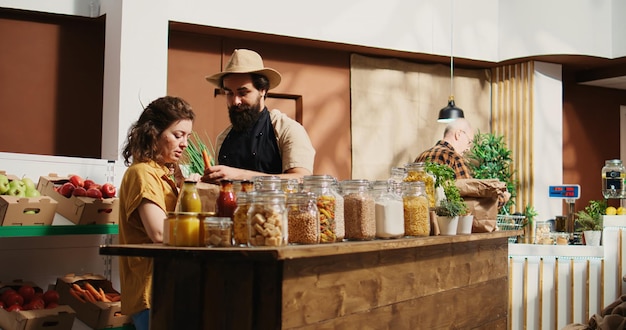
[0,8,104,158]
[563,69,626,211]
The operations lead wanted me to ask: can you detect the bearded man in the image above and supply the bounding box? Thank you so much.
[201,49,315,183]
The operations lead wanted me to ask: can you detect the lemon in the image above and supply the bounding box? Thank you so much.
[606,206,617,215]
[618,207,626,215]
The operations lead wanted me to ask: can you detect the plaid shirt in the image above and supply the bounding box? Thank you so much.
[415,140,472,179]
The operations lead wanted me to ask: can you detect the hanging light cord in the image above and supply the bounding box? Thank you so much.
[450,0,454,99]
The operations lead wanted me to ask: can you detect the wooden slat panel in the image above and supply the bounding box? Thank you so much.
[292,278,508,330]
[282,239,508,328]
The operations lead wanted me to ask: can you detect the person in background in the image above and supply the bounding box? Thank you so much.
[415,118,474,179]
[118,96,195,330]
[201,49,315,184]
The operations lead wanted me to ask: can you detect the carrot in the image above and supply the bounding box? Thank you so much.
[202,149,212,169]
[105,293,121,302]
[84,282,102,301]
[110,295,121,302]
[83,289,97,303]
[69,288,86,303]
[72,283,85,293]
[99,288,111,302]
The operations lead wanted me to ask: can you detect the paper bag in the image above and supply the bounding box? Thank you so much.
[196,182,219,213]
[456,179,509,233]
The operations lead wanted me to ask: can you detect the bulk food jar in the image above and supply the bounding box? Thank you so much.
[371,180,404,239]
[253,175,282,191]
[331,178,345,242]
[404,162,436,208]
[302,175,338,243]
[248,190,287,247]
[402,181,430,237]
[175,180,202,213]
[287,192,320,244]
[602,159,625,198]
[233,191,255,246]
[341,179,376,240]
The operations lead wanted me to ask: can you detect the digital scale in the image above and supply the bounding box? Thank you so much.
[548,184,580,232]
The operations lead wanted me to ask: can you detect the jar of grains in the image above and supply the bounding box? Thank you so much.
[331,178,345,242]
[340,179,376,240]
[371,180,404,239]
[248,190,287,247]
[302,175,338,243]
[287,192,320,244]
[233,191,255,246]
[404,162,436,208]
[402,181,430,237]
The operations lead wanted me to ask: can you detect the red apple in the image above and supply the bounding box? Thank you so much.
[18,285,35,303]
[58,182,76,198]
[45,302,59,309]
[42,289,60,305]
[68,175,84,188]
[101,183,116,198]
[4,292,23,306]
[73,186,87,197]
[6,304,21,312]
[86,188,103,199]
[83,179,96,190]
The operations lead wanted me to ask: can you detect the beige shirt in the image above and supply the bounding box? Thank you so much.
[215,109,315,173]
[118,161,178,315]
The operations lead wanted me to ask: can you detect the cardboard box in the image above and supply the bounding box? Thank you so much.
[55,274,131,329]
[0,196,58,226]
[0,280,76,330]
[37,174,119,225]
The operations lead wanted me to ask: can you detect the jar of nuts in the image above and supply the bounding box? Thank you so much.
[402,181,430,237]
[287,192,320,244]
[302,175,338,243]
[341,179,376,241]
[247,190,287,247]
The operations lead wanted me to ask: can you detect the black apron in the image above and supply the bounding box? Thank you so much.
[218,108,283,174]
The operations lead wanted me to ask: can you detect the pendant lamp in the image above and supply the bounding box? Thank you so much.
[437,0,464,123]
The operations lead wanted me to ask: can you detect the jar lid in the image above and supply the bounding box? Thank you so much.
[606,159,623,165]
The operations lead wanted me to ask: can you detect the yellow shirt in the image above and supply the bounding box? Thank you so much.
[118,160,178,315]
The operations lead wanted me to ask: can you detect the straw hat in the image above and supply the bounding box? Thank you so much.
[205,49,282,90]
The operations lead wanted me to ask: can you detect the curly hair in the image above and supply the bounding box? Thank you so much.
[122,96,195,166]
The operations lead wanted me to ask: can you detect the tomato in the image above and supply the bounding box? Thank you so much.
[18,285,35,303]
[43,289,60,305]
[69,175,84,188]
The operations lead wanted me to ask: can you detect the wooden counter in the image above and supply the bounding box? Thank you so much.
[100,231,517,329]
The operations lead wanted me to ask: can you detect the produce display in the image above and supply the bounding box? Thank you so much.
[56,175,116,199]
[0,174,40,197]
[0,284,60,311]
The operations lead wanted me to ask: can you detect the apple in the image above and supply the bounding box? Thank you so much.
[25,187,40,197]
[86,188,103,199]
[42,289,59,305]
[45,302,59,309]
[18,285,35,303]
[83,179,96,190]
[7,180,26,197]
[58,182,76,198]
[73,186,87,197]
[3,292,23,306]
[101,183,116,198]
[6,304,21,312]
[21,177,36,190]
[69,175,84,188]
[0,174,9,194]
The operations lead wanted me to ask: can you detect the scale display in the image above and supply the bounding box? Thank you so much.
[548,185,580,199]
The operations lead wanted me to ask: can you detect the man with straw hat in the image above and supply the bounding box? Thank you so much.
[201,49,315,183]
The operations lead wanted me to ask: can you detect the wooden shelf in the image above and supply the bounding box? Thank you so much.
[0,224,118,237]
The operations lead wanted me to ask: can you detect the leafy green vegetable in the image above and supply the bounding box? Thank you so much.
[182,131,216,175]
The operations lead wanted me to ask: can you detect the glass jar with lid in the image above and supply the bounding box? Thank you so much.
[287,192,320,244]
[341,179,376,240]
[253,175,282,191]
[404,162,436,208]
[402,181,430,237]
[216,179,237,220]
[331,178,345,242]
[389,166,407,195]
[302,175,338,243]
[248,190,287,247]
[602,159,625,198]
[233,191,255,246]
[371,180,404,239]
[175,180,202,213]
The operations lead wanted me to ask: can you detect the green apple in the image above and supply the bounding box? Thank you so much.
[0,174,9,194]
[22,177,36,190]
[7,180,26,197]
[25,187,40,197]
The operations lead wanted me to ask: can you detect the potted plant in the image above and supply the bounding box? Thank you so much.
[575,199,607,246]
[433,177,468,235]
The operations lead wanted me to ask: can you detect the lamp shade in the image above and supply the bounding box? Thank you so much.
[437,97,464,123]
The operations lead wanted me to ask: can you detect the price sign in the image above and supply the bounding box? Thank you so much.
[548,185,580,199]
